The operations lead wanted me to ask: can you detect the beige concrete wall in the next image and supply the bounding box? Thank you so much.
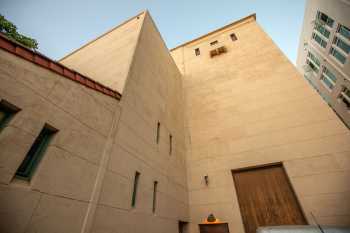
[90,12,189,233]
[0,49,121,233]
[60,12,145,93]
[0,11,189,233]
[171,16,350,233]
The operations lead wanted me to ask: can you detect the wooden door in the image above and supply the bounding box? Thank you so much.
[232,164,306,233]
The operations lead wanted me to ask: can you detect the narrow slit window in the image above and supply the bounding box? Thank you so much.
[195,48,200,56]
[169,134,173,155]
[152,181,158,213]
[0,100,20,132]
[210,40,218,46]
[230,33,237,41]
[15,124,57,180]
[131,171,140,207]
[156,122,160,144]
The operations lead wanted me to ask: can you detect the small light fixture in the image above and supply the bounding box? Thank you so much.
[204,175,209,186]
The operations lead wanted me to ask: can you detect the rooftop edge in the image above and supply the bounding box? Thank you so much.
[170,13,256,51]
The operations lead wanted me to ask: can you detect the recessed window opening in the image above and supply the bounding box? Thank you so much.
[210,40,218,46]
[195,48,200,56]
[156,122,160,144]
[15,124,57,180]
[230,33,237,41]
[169,134,173,155]
[152,181,158,213]
[0,100,20,132]
[131,171,140,207]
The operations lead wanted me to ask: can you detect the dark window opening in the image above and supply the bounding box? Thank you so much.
[156,122,160,144]
[131,171,140,207]
[230,33,237,41]
[15,124,57,180]
[169,134,173,155]
[195,48,200,56]
[152,181,158,213]
[0,100,20,132]
[210,40,218,46]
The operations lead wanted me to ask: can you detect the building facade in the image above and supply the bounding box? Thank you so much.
[0,11,349,233]
[296,0,350,128]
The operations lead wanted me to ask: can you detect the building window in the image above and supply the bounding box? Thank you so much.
[0,100,20,132]
[156,122,160,144]
[131,171,140,207]
[333,37,350,54]
[210,40,218,46]
[339,86,350,109]
[15,124,57,180]
[195,48,200,56]
[330,47,346,64]
[152,181,158,213]
[314,23,330,39]
[230,33,237,41]
[169,134,172,155]
[306,51,320,73]
[338,24,350,40]
[210,46,227,58]
[316,11,334,28]
[312,32,327,48]
[320,67,337,90]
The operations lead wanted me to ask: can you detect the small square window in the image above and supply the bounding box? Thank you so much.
[210,40,218,46]
[230,33,237,41]
[195,48,200,56]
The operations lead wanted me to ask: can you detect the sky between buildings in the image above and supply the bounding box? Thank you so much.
[1,0,306,64]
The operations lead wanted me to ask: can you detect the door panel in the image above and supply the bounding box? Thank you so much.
[232,164,306,233]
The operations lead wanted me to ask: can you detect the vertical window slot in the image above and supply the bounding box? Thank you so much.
[131,171,140,207]
[156,122,160,144]
[169,134,173,155]
[15,124,57,180]
[152,181,158,213]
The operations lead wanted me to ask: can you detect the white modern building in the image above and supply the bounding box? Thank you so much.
[296,0,350,128]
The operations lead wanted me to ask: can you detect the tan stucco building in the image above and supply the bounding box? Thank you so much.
[0,11,349,233]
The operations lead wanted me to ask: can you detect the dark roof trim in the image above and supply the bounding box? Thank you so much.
[170,13,256,51]
[0,33,121,100]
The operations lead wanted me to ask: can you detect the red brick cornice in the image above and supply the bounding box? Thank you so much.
[0,33,121,100]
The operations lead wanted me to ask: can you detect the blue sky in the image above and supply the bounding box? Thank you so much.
[1,0,305,63]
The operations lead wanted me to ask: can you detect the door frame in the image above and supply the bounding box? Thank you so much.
[231,162,308,229]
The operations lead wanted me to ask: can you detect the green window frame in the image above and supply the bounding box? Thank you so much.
[312,33,327,48]
[339,86,350,109]
[306,52,320,73]
[330,47,346,64]
[131,171,140,207]
[338,25,350,40]
[0,100,20,132]
[314,24,330,38]
[15,124,57,180]
[152,181,158,213]
[334,37,350,54]
[316,11,334,28]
